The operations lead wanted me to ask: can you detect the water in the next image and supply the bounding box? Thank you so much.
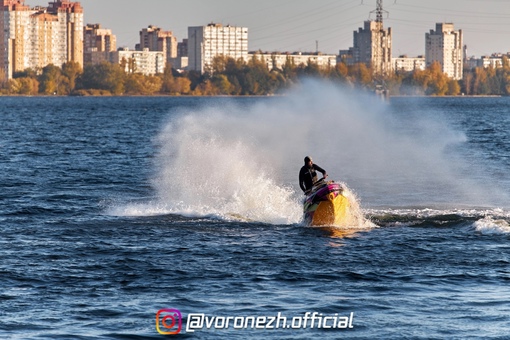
[1,83,510,339]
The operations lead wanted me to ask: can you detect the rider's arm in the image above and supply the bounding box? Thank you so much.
[313,164,327,178]
[298,169,306,192]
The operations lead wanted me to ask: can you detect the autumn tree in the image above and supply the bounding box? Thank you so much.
[160,63,192,95]
[472,67,490,95]
[0,68,7,91]
[160,63,175,93]
[348,63,373,87]
[328,61,349,84]
[9,77,39,95]
[302,59,321,77]
[460,70,473,95]
[281,56,297,82]
[426,62,449,95]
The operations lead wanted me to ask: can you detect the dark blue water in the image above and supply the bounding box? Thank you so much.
[2,85,510,339]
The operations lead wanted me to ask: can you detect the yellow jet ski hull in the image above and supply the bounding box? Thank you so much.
[311,191,351,226]
[303,180,352,226]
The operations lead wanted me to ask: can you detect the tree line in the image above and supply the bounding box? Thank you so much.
[1,55,510,96]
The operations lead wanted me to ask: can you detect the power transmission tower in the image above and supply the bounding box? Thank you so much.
[372,0,391,76]
[370,0,388,30]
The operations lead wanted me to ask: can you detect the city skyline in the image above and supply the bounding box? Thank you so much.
[28,0,510,57]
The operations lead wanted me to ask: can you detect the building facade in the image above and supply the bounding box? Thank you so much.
[425,23,463,80]
[250,51,337,71]
[350,20,392,76]
[188,23,248,73]
[84,23,116,63]
[392,55,426,73]
[479,56,504,69]
[465,53,510,69]
[174,38,188,69]
[107,48,165,76]
[0,0,83,79]
[138,25,177,67]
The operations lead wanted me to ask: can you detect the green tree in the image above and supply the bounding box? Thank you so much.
[485,66,501,95]
[160,63,192,95]
[78,62,125,95]
[0,68,7,91]
[124,73,145,94]
[302,59,321,77]
[39,64,61,95]
[160,63,175,93]
[119,57,137,74]
[447,79,461,95]
[281,56,297,81]
[173,77,192,95]
[472,67,489,95]
[243,55,274,94]
[211,74,233,95]
[61,61,82,94]
[13,68,39,79]
[125,73,162,95]
[460,69,473,95]
[192,79,215,95]
[187,70,204,92]
[211,55,228,74]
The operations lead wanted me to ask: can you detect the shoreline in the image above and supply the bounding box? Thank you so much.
[0,94,505,98]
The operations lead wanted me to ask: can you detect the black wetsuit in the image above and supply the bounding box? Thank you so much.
[299,164,326,193]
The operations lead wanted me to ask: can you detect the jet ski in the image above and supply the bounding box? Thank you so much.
[303,178,351,226]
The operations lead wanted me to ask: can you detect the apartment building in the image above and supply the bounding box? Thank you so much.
[84,23,116,63]
[426,23,463,80]
[250,51,337,71]
[138,25,177,66]
[342,20,392,76]
[173,38,188,70]
[392,55,426,72]
[109,48,165,76]
[0,0,83,79]
[188,23,248,73]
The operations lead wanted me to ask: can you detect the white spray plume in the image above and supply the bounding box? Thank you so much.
[141,79,508,222]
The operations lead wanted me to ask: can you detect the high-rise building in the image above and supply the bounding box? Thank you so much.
[0,0,83,79]
[138,25,177,66]
[425,23,463,80]
[340,1,392,76]
[84,23,116,63]
[177,39,188,60]
[351,20,392,76]
[188,23,248,73]
[174,38,188,69]
[0,0,31,78]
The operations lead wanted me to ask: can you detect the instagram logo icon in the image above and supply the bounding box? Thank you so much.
[156,309,182,335]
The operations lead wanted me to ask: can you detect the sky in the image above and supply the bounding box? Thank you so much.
[31,0,510,57]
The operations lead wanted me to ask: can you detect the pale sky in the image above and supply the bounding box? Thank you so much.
[32,0,510,57]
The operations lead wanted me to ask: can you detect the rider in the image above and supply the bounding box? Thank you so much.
[299,156,327,194]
